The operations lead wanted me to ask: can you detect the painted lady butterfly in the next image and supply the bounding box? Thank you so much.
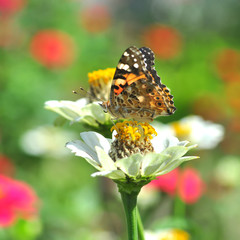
[100,46,176,122]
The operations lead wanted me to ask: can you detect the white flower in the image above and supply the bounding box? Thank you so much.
[45,98,111,127]
[20,125,75,158]
[153,115,225,149]
[145,229,190,240]
[66,131,198,180]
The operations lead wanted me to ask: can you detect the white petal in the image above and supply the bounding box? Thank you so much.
[141,153,171,176]
[90,103,110,124]
[45,100,81,121]
[66,140,101,169]
[80,131,111,153]
[76,115,99,127]
[178,156,200,162]
[116,154,143,177]
[180,115,224,149]
[152,135,181,153]
[161,146,190,161]
[95,146,117,171]
[91,170,126,179]
[159,155,199,175]
[75,98,89,107]
[156,159,185,176]
[157,145,198,172]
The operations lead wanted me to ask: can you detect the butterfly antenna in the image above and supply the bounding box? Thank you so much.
[73,87,103,102]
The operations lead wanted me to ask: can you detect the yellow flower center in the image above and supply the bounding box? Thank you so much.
[111,121,157,143]
[171,122,191,139]
[88,68,115,87]
[109,121,157,161]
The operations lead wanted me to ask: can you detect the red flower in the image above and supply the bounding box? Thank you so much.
[143,25,182,60]
[0,155,15,176]
[0,175,39,227]
[30,30,76,69]
[149,167,205,204]
[80,5,111,33]
[0,0,25,16]
[150,168,179,196]
[214,49,240,83]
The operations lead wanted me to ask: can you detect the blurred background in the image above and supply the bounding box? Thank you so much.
[0,0,240,239]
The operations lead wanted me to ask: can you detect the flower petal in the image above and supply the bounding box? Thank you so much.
[65,140,101,169]
[75,115,99,127]
[95,147,116,171]
[152,135,181,153]
[116,154,143,177]
[141,153,171,176]
[45,100,81,121]
[89,103,110,124]
[80,132,111,153]
[91,170,126,179]
[157,145,198,173]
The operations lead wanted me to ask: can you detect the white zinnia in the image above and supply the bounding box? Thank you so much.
[45,98,111,127]
[153,115,224,149]
[66,131,198,180]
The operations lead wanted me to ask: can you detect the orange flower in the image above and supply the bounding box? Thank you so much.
[214,49,240,83]
[143,25,182,59]
[226,81,240,112]
[30,30,76,69]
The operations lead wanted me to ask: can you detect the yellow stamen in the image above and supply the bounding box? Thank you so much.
[111,121,157,143]
[88,68,115,86]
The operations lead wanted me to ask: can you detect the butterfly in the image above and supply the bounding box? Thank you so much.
[100,46,176,122]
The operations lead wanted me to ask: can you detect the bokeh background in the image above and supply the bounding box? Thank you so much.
[0,0,240,239]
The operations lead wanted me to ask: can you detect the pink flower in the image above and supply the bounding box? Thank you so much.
[178,168,205,204]
[150,168,179,196]
[0,175,39,227]
[0,0,26,16]
[149,167,205,204]
[30,30,76,69]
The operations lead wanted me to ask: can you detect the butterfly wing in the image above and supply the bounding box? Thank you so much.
[109,46,176,121]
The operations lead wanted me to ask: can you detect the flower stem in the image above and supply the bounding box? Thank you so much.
[137,207,145,240]
[120,191,138,240]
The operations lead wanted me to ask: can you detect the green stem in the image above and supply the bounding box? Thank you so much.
[120,191,138,240]
[137,207,145,240]
[173,196,186,218]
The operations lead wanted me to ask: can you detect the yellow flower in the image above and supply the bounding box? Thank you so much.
[88,68,115,102]
[88,68,115,86]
